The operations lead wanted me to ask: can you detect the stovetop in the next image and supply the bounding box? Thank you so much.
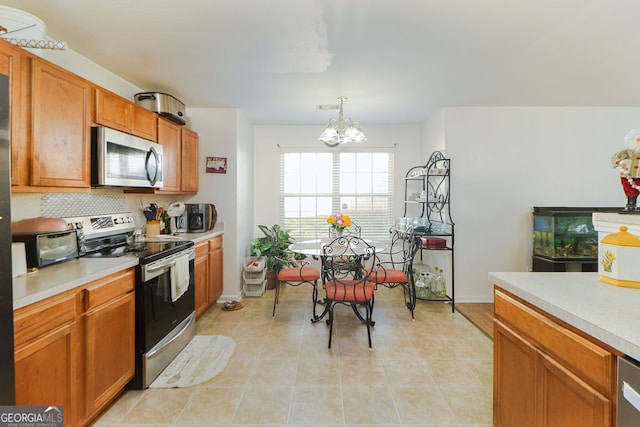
[63,213,193,264]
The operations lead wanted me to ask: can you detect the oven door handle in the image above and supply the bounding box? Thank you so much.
[147,260,176,272]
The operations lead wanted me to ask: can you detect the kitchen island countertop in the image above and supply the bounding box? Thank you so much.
[490,271,640,361]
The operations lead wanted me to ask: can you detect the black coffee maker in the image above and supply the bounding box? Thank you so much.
[185,203,217,233]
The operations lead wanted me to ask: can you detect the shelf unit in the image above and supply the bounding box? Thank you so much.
[401,151,455,311]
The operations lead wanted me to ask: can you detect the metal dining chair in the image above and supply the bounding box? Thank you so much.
[321,235,378,349]
[366,227,420,320]
[273,254,321,321]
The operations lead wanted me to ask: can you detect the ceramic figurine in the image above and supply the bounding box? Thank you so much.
[611,129,640,212]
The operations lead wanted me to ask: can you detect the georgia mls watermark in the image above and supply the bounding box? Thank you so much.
[0,406,63,427]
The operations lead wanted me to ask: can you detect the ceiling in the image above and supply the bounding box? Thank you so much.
[1,0,640,126]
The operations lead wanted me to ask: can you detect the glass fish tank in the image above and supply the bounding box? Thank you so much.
[532,207,619,260]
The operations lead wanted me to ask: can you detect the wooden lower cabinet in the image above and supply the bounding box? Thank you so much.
[82,269,135,424]
[494,321,536,427]
[194,235,224,318]
[209,235,223,303]
[14,295,79,426]
[14,296,82,426]
[494,287,617,427]
[14,268,135,427]
[194,240,210,318]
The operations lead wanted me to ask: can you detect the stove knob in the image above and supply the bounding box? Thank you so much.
[75,222,83,229]
[114,217,122,224]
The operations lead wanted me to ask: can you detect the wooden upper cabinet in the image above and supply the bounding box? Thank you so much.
[95,87,131,133]
[2,39,91,191]
[154,117,199,194]
[30,60,91,188]
[0,40,33,189]
[181,127,199,193]
[131,104,157,141]
[95,87,157,141]
[157,117,182,192]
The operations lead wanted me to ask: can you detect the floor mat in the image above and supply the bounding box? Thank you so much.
[149,335,236,388]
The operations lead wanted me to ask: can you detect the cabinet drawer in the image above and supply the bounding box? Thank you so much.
[209,235,223,251]
[195,240,209,257]
[494,288,616,395]
[14,293,75,348]
[83,269,135,311]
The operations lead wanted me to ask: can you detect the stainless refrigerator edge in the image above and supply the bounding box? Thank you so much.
[0,70,16,403]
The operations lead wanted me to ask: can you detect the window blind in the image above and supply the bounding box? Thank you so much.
[279,148,394,241]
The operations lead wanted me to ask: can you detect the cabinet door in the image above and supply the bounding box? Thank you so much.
[157,117,181,192]
[95,87,132,133]
[82,268,135,422]
[132,104,157,141]
[15,324,77,427]
[181,127,199,193]
[209,236,224,303]
[0,40,32,188]
[31,60,91,188]
[493,320,537,427]
[14,294,78,427]
[84,291,135,417]
[538,352,612,427]
[194,241,210,319]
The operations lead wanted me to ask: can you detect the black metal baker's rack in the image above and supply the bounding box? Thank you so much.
[398,151,455,311]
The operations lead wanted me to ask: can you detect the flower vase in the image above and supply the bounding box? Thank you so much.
[335,228,343,237]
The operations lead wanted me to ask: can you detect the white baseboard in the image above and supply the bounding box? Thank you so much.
[453,295,494,303]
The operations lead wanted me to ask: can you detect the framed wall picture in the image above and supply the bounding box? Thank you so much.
[206,156,227,174]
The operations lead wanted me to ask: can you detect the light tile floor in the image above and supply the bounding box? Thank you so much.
[92,285,493,426]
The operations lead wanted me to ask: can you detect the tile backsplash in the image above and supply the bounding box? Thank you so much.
[11,189,191,231]
[41,190,127,217]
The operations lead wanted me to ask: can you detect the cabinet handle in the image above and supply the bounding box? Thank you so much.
[623,381,640,412]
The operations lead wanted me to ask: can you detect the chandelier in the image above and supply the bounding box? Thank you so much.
[318,97,367,147]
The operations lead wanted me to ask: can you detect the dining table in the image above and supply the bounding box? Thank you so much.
[289,237,388,323]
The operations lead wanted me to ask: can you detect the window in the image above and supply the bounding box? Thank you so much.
[280,149,394,240]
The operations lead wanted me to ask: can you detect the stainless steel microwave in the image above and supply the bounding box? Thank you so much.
[91,126,163,188]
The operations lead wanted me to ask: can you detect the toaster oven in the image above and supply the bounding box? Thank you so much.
[12,230,81,268]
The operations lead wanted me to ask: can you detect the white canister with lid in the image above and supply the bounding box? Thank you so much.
[599,225,640,288]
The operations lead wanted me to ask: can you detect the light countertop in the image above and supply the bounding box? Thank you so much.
[12,224,224,310]
[490,272,640,361]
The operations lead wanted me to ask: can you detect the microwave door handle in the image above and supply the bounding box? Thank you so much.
[146,146,160,186]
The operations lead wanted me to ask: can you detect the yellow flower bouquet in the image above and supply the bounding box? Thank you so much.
[327,213,352,233]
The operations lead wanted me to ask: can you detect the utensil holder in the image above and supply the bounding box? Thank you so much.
[146,220,160,238]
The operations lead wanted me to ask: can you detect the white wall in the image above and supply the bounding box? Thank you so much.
[424,107,640,302]
[187,108,253,302]
[253,125,423,234]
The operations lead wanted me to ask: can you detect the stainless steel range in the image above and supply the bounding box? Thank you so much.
[64,213,196,389]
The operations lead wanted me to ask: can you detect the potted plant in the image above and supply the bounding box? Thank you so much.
[250,224,297,289]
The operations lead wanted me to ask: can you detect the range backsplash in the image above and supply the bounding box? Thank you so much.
[41,190,127,217]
